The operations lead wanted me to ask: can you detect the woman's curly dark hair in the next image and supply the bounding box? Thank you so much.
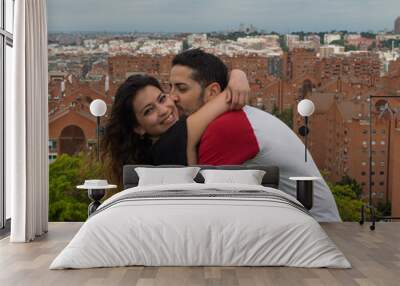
[101,74,162,185]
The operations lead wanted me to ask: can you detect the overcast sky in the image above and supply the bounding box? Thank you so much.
[47,0,400,33]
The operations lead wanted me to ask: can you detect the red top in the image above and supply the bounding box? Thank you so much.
[198,110,259,165]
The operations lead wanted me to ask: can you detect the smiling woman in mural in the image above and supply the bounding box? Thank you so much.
[101,66,249,185]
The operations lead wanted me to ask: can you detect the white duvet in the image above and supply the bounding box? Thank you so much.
[50,183,350,269]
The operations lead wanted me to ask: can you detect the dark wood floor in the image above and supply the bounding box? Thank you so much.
[0,222,399,286]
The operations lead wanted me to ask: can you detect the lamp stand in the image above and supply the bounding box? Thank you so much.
[96,116,100,161]
[304,116,308,162]
[298,117,310,163]
[88,189,106,216]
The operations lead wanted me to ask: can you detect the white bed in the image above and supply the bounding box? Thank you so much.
[50,183,350,269]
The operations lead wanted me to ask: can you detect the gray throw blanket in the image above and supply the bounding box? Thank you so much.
[91,189,310,218]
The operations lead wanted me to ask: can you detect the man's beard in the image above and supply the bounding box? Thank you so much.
[176,104,187,117]
[177,88,206,117]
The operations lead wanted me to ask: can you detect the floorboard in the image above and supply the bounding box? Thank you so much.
[1,222,399,286]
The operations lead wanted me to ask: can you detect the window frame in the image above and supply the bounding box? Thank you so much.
[1,0,14,232]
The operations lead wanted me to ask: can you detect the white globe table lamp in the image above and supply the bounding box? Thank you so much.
[90,99,107,161]
[297,99,315,162]
[90,99,107,117]
[297,99,315,117]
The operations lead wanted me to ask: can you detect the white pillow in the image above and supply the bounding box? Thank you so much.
[135,167,201,186]
[200,169,266,185]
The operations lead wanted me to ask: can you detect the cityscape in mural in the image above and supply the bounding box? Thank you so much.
[47,17,400,220]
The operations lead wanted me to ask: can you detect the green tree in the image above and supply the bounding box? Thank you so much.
[328,182,363,221]
[345,44,358,51]
[49,152,105,222]
[330,39,345,46]
[317,32,325,44]
[182,39,190,51]
[272,105,293,129]
[361,32,376,39]
[279,35,288,52]
[376,201,391,217]
[337,175,363,199]
[321,171,364,221]
[292,31,305,41]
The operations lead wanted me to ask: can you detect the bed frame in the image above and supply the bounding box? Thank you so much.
[123,165,280,189]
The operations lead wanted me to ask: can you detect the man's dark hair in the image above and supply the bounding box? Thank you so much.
[172,49,228,90]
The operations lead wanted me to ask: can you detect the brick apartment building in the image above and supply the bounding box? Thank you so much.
[294,92,399,202]
[284,49,399,212]
[389,126,400,217]
[48,74,114,159]
[108,54,173,90]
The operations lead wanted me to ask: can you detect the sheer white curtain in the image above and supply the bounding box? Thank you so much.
[7,0,49,242]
